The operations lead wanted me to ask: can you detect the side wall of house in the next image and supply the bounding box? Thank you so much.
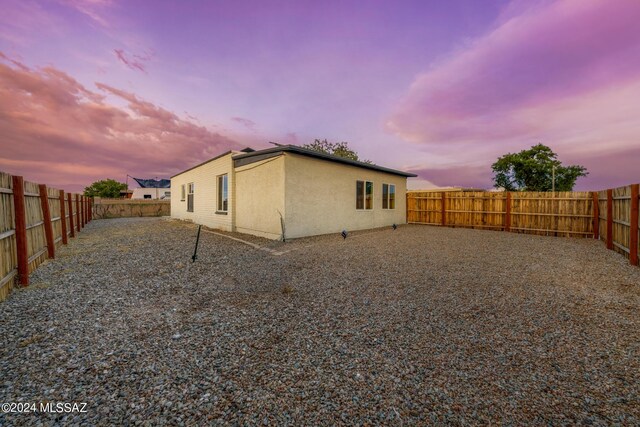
[234,156,286,239]
[132,188,171,200]
[284,153,407,239]
[170,154,234,231]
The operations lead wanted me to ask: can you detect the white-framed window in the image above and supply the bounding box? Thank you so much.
[217,174,228,212]
[356,180,373,210]
[382,183,396,209]
[181,184,186,201]
[187,183,194,212]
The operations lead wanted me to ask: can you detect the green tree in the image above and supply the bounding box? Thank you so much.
[492,144,587,191]
[84,179,127,198]
[302,139,371,163]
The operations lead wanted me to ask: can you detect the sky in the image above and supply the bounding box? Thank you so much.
[0,0,638,192]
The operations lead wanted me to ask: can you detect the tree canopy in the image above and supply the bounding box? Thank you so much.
[84,179,127,198]
[492,144,588,191]
[302,139,371,163]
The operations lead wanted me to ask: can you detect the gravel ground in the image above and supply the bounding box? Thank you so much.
[1,217,639,426]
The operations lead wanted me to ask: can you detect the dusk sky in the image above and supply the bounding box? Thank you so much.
[1,0,639,192]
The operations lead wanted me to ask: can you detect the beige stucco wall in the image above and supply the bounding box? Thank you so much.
[283,153,408,239]
[234,156,286,239]
[170,153,235,231]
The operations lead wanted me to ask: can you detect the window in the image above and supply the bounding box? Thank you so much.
[181,184,185,201]
[144,194,152,199]
[356,180,373,210]
[187,183,194,212]
[217,174,228,212]
[382,184,396,209]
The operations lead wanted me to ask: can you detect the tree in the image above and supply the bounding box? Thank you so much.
[492,144,588,191]
[84,179,127,198]
[302,139,371,163]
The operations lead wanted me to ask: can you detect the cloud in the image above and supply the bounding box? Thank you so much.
[386,0,640,190]
[0,53,241,191]
[60,0,113,28]
[388,0,640,144]
[231,117,257,132]
[114,48,152,73]
[407,165,491,190]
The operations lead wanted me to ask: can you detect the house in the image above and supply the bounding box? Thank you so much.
[170,145,417,240]
[130,177,171,200]
[131,188,171,200]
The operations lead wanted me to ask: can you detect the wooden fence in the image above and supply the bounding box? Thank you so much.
[407,184,639,267]
[0,171,93,302]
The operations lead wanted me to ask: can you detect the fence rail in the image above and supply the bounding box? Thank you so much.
[0,171,93,302]
[407,184,639,267]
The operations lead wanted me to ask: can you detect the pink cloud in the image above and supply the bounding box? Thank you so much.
[231,116,257,131]
[60,0,113,28]
[386,0,640,190]
[388,0,640,144]
[0,53,241,191]
[407,165,491,190]
[113,48,151,73]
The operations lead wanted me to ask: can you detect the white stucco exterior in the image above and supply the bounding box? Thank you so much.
[283,153,408,239]
[170,152,235,232]
[171,147,415,239]
[131,187,171,200]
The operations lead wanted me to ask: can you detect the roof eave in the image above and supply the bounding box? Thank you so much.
[232,145,417,177]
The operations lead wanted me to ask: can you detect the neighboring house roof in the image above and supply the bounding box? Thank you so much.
[132,177,171,188]
[233,145,418,177]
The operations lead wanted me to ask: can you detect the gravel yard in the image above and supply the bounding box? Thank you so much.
[1,217,639,426]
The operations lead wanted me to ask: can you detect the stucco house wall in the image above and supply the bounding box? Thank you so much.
[283,153,407,239]
[170,152,235,232]
[234,156,286,239]
[131,187,171,200]
[171,145,415,240]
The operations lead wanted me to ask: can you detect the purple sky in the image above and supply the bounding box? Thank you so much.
[1,0,638,191]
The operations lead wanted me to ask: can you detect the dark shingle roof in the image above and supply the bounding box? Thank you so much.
[233,145,417,177]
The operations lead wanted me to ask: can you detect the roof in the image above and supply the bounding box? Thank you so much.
[170,151,233,178]
[233,145,417,177]
[132,177,171,188]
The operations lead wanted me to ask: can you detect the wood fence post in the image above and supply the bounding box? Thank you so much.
[12,176,29,287]
[504,192,511,232]
[38,184,55,259]
[80,196,85,228]
[59,190,68,245]
[67,193,75,238]
[76,194,81,232]
[630,184,639,266]
[606,189,613,250]
[89,197,93,222]
[441,192,446,226]
[592,192,599,240]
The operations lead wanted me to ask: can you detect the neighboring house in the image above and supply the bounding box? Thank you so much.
[170,145,417,240]
[130,177,171,200]
[131,188,172,200]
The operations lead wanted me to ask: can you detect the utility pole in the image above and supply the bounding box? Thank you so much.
[552,165,556,192]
